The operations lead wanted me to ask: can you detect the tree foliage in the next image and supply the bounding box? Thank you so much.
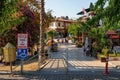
[16,4,39,47]
[92,0,120,29]
[28,0,54,32]
[0,0,25,34]
[0,0,54,47]
[87,0,120,47]
[47,30,57,39]
[0,0,39,47]
[68,23,78,36]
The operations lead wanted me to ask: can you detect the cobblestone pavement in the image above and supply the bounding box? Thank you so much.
[59,44,120,71]
[0,70,120,80]
[0,43,120,79]
[69,45,119,71]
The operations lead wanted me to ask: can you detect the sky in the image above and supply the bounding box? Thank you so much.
[45,0,98,19]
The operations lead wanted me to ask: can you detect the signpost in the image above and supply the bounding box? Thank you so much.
[17,34,28,74]
[17,34,28,49]
[17,49,28,59]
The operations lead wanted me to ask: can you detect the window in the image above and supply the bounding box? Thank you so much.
[58,22,60,27]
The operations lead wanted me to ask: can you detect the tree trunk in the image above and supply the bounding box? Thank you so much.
[39,0,45,63]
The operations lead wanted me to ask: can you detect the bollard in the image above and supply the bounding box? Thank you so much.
[104,53,109,75]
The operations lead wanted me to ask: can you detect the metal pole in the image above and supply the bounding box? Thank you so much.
[8,51,12,74]
[21,59,24,74]
[104,54,109,75]
[66,47,68,72]
[52,30,54,51]
[10,62,12,73]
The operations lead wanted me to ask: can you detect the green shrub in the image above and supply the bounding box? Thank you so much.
[75,41,83,47]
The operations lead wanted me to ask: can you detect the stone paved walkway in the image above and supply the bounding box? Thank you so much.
[0,70,120,80]
[0,43,120,79]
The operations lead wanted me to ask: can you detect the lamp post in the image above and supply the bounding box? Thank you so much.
[38,0,45,69]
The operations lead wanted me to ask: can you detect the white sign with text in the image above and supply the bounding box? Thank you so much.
[17,34,28,49]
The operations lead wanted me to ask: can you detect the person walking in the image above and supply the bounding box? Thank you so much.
[46,39,52,57]
[86,45,90,56]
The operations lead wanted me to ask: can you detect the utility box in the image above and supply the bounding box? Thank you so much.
[3,43,16,63]
[0,47,3,62]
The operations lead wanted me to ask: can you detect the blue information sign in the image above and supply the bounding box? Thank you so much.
[17,49,28,59]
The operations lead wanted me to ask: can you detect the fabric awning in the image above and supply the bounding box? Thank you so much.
[77,8,90,15]
[106,30,117,35]
[110,35,120,39]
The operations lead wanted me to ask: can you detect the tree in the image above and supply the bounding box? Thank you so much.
[0,0,25,46]
[0,0,25,34]
[68,23,84,42]
[16,4,39,47]
[0,0,40,48]
[68,23,78,37]
[47,30,57,39]
[93,0,120,29]
[92,0,120,46]
[28,0,54,32]
[44,10,54,32]
[39,0,45,63]
[83,0,120,49]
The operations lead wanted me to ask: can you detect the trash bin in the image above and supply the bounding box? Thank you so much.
[3,43,16,63]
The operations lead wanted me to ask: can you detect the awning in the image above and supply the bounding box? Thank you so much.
[106,30,117,35]
[110,35,120,39]
[77,8,90,15]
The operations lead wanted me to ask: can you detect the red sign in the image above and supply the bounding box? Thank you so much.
[17,34,28,49]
